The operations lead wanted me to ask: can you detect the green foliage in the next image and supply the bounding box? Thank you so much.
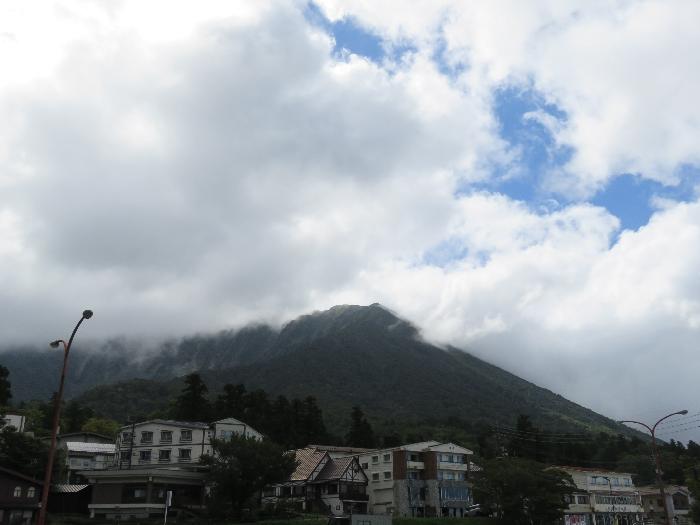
[81,417,120,437]
[346,406,376,447]
[212,384,331,448]
[200,434,298,519]
[0,364,11,406]
[474,458,574,525]
[62,400,95,433]
[171,372,211,421]
[0,426,60,479]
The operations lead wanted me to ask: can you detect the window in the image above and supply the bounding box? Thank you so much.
[408,471,420,480]
[121,432,132,442]
[408,453,419,462]
[27,487,35,498]
[141,431,153,443]
[159,449,171,461]
[220,430,234,440]
[371,455,379,463]
[120,451,130,461]
[160,430,172,442]
[180,430,192,442]
[179,448,192,461]
[440,486,469,501]
[13,486,22,498]
[361,462,368,469]
[383,471,391,480]
[576,495,590,504]
[372,473,379,482]
[139,450,151,462]
[383,453,391,462]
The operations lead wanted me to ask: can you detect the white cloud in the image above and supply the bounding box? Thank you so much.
[1,0,699,439]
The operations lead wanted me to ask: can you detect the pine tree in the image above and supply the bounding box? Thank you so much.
[172,373,210,421]
[345,406,375,448]
[0,365,11,407]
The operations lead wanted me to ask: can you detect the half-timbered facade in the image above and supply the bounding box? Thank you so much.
[263,447,369,515]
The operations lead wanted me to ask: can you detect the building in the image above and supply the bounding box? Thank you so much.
[262,446,368,515]
[1,414,26,433]
[357,441,475,518]
[638,485,695,525]
[53,432,116,483]
[82,467,207,519]
[81,417,262,519]
[0,466,42,525]
[557,466,645,525]
[115,417,262,468]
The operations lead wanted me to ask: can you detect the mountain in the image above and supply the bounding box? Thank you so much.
[1,304,631,437]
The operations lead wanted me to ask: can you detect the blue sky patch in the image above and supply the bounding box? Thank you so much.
[305,2,385,62]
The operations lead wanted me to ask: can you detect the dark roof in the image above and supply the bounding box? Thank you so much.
[57,432,113,440]
[290,448,328,481]
[316,456,353,481]
[307,444,373,454]
[0,466,43,486]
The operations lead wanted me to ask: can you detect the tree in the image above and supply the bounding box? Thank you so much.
[81,417,120,438]
[345,406,376,448]
[474,458,574,525]
[172,373,210,421]
[0,427,63,479]
[63,400,95,433]
[0,365,11,407]
[215,384,247,420]
[200,434,297,518]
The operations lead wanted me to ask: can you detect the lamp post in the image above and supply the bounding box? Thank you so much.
[37,309,93,525]
[619,410,688,525]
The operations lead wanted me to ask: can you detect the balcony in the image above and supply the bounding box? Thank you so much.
[341,492,369,502]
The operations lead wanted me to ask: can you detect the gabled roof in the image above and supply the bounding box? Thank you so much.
[0,466,42,486]
[58,432,113,441]
[290,448,328,481]
[316,456,367,482]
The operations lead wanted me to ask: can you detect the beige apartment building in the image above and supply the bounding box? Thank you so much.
[557,466,645,525]
[357,441,474,518]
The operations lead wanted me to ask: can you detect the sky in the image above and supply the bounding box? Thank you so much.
[1,0,699,442]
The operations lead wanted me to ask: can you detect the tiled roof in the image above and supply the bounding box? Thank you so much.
[120,419,210,431]
[52,484,89,493]
[289,448,327,481]
[316,457,353,481]
[66,442,116,454]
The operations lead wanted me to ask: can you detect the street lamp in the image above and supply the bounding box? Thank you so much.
[619,410,688,525]
[37,309,93,525]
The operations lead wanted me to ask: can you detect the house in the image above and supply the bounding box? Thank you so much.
[262,446,369,516]
[556,466,645,525]
[638,484,695,525]
[81,417,262,519]
[53,432,116,483]
[115,417,262,468]
[357,441,475,518]
[0,466,42,525]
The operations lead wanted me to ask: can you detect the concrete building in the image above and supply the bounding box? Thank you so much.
[357,441,474,518]
[557,466,645,525]
[263,447,369,516]
[638,485,695,525]
[82,417,262,519]
[115,417,262,468]
[54,432,116,483]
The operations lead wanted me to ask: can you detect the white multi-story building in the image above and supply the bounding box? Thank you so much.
[638,484,695,525]
[83,417,262,520]
[115,417,262,468]
[357,441,474,518]
[557,466,645,525]
[1,413,26,432]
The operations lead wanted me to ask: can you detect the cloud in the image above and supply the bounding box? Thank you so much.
[1,0,699,441]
